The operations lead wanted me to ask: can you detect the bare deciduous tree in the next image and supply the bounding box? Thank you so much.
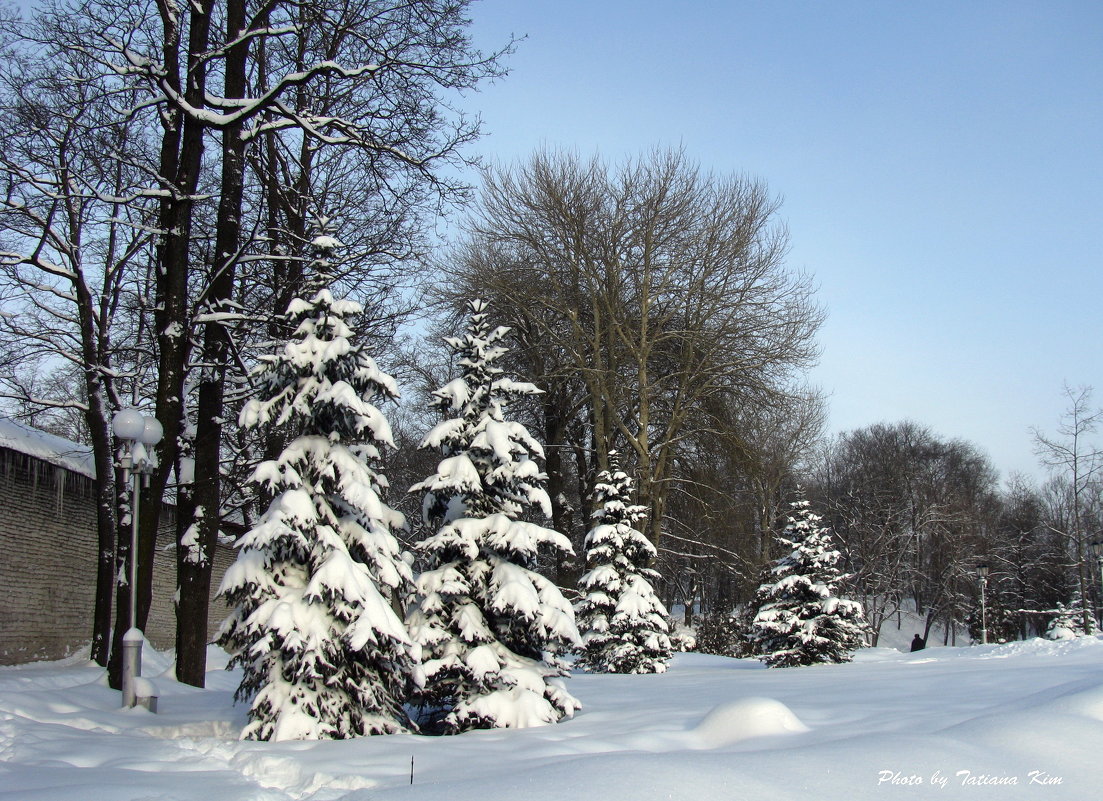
[438,147,824,556]
[1033,384,1103,631]
[0,18,158,664]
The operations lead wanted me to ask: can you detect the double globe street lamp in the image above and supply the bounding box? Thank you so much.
[1091,541,1103,632]
[112,408,163,710]
[976,564,990,645]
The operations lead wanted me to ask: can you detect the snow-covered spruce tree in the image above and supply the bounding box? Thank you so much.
[218,229,419,741]
[746,497,868,667]
[575,452,672,673]
[1045,595,1098,640]
[406,299,580,733]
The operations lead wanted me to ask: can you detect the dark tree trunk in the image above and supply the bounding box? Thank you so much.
[573,438,592,529]
[74,268,118,666]
[86,395,117,666]
[543,388,575,586]
[176,0,250,687]
[108,479,133,686]
[108,0,214,690]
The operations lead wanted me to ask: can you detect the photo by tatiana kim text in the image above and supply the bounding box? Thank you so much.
[877,769,1064,789]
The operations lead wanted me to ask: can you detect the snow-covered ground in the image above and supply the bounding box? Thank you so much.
[2,637,1101,800]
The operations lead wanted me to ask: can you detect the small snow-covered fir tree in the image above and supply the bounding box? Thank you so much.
[1045,595,1098,640]
[1045,603,1081,640]
[746,496,868,667]
[406,299,580,733]
[575,452,672,673]
[218,227,419,741]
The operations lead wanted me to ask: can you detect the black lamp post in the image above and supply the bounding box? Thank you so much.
[1091,541,1103,632]
[976,564,990,645]
[112,408,162,709]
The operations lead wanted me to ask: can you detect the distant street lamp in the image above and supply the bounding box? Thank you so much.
[976,564,990,645]
[112,408,162,709]
[1091,541,1103,632]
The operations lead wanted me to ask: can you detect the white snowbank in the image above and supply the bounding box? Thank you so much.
[692,696,809,747]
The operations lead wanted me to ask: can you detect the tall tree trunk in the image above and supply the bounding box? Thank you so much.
[73,258,118,666]
[109,477,133,683]
[176,0,250,687]
[108,0,213,690]
[86,386,116,666]
[543,388,575,586]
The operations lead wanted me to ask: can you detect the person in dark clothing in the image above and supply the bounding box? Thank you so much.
[911,634,926,652]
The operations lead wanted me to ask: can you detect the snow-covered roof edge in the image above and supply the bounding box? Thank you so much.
[0,417,95,479]
[0,418,244,532]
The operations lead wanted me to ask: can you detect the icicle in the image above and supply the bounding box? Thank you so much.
[55,466,64,517]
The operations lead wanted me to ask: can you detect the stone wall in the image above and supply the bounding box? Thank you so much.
[0,447,235,665]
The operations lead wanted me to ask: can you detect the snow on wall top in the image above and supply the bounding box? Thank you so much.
[0,417,95,479]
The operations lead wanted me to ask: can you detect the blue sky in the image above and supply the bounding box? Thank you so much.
[461,0,1103,481]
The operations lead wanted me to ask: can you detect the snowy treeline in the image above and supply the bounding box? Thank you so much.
[1,0,1100,703]
[687,415,1103,652]
[807,415,1103,647]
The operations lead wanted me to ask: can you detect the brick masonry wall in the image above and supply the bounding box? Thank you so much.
[0,448,235,665]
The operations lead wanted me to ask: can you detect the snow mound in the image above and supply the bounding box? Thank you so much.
[691,696,809,747]
[232,752,378,798]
